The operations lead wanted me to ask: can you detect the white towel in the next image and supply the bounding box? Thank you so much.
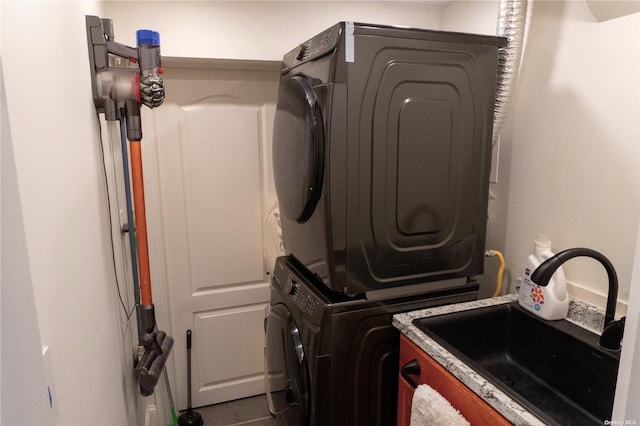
[262,200,285,275]
[410,384,470,426]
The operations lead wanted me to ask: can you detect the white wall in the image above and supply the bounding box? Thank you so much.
[613,224,640,421]
[506,0,639,310]
[441,0,499,34]
[1,2,138,425]
[103,1,444,60]
[1,58,54,426]
[443,0,639,312]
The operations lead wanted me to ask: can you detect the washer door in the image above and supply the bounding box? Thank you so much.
[264,303,310,425]
[273,75,325,223]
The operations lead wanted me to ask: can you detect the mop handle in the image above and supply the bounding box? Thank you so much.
[129,140,153,307]
[186,329,193,409]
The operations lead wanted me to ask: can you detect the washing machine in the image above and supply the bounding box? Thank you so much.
[264,256,479,425]
[273,22,507,295]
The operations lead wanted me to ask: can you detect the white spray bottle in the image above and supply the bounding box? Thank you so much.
[519,235,569,320]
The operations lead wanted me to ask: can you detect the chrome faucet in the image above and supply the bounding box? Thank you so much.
[530,247,625,350]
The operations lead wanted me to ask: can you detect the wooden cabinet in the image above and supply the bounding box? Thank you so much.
[397,334,510,426]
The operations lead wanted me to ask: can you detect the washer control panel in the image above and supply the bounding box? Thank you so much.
[284,274,320,318]
[273,257,326,324]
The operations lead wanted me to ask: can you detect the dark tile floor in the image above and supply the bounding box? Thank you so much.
[193,394,277,426]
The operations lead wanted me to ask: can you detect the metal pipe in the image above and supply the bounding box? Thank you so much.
[494,0,528,144]
[129,139,152,307]
[120,117,143,344]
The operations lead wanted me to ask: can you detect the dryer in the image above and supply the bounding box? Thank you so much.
[273,22,507,295]
[264,256,479,425]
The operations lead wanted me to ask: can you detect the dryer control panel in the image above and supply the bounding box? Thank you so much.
[281,22,341,73]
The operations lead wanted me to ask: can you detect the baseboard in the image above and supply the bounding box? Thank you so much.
[567,281,628,317]
[144,405,158,426]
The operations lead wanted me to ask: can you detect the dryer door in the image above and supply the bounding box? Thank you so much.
[273,75,324,223]
[265,303,310,425]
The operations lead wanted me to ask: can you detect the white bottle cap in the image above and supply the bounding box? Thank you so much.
[534,233,552,255]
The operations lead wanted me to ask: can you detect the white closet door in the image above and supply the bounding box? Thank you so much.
[142,59,279,409]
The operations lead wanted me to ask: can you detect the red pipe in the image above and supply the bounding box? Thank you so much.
[129,141,153,307]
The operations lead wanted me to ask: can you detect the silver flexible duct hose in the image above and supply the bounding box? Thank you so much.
[494,0,528,144]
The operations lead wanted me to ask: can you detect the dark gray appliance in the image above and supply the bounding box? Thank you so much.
[264,256,479,426]
[273,22,506,295]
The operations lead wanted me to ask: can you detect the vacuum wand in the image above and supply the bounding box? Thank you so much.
[125,98,154,331]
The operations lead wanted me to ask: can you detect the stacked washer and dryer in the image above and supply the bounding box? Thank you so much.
[264,22,506,425]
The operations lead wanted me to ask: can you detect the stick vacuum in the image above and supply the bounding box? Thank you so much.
[178,330,204,426]
[86,15,172,397]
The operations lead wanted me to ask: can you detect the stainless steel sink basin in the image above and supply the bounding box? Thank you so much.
[413,301,620,425]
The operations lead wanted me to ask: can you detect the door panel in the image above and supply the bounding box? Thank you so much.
[195,304,267,395]
[180,104,266,291]
[142,61,279,408]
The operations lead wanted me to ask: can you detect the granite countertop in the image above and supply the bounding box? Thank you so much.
[392,293,608,425]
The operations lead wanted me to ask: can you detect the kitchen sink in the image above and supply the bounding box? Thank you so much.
[413,301,620,425]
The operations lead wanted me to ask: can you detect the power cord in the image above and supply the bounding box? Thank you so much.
[97,117,137,321]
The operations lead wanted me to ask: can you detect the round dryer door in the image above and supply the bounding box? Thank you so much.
[264,303,310,425]
[273,75,324,223]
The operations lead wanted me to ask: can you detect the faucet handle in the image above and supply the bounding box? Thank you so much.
[599,316,626,351]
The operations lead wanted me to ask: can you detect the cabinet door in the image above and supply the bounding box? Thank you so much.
[397,374,415,426]
[398,335,510,426]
